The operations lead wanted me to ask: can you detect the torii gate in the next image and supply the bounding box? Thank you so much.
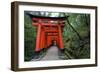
[28,14,67,53]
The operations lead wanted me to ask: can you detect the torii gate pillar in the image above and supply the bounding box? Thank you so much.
[58,25,64,50]
[35,24,41,52]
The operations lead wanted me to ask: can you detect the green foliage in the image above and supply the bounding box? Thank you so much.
[24,14,37,61]
[63,13,90,59]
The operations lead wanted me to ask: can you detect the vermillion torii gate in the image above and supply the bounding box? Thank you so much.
[28,14,66,53]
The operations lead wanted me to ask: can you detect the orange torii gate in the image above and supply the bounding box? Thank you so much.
[28,14,67,53]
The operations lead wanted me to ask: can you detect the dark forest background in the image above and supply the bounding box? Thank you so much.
[24,11,90,61]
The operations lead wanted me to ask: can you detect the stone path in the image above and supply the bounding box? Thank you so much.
[41,46,61,61]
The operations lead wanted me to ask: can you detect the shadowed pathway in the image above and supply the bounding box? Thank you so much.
[31,46,65,61]
[41,46,61,61]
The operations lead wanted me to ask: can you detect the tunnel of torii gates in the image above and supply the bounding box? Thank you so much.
[28,14,67,53]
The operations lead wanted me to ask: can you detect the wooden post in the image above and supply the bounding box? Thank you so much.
[43,32,45,48]
[40,29,45,50]
[58,25,64,50]
[35,24,41,52]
